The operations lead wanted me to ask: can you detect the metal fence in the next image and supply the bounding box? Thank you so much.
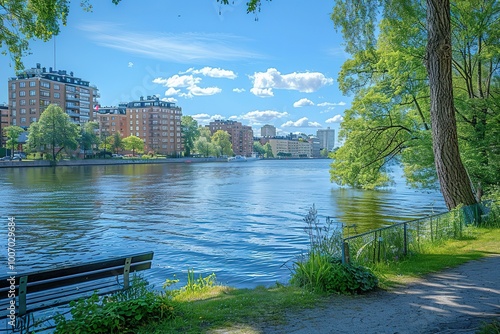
[340,201,493,265]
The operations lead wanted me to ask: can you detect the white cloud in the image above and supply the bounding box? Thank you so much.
[281,117,322,128]
[165,88,180,96]
[191,113,227,125]
[188,85,222,96]
[233,88,245,93]
[317,101,347,107]
[240,110,289,123]
[161,97,178,103]
[153,74,201,88]
[325,114,344,123]
[80,23,264,63]
[250,68,333,97]
[187,67,237,79]
[293,98,314,107]
[128,62,134,68]
[250,87,274,97]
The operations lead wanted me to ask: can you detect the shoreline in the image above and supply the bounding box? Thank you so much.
[0,157,330,168]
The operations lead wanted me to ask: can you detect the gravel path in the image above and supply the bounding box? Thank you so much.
[261,255,500,334]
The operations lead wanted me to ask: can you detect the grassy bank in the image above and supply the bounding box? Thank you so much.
[135,226,500,334]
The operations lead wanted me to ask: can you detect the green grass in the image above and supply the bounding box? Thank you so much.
[370,227,500,288]
[136,227,499,333]
[137,285,320,334]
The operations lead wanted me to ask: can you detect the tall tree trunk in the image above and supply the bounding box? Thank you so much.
[426,0,477,209]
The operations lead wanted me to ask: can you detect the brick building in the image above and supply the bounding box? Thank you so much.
[124,96,183,156]
[7,63,98,128]
[206,120,253,157]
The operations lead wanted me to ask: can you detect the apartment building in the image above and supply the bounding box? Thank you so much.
[207,120,254,157]
[95,104,128,136]
[125,96,183,156]
[317,127,336,151]
[260,124,276,138]
[268,138,313,158]
[0,104,8,147]
[7,63,98,128]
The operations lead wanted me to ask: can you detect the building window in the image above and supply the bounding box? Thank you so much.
[30,117,37,122]
[11,83,16,90]
[19,91,26,97]
[19,82,26,88]
[54,84,60,90]
[41,81,50,88]
[10,92,16,98]
[20,117,26,123]
[20,109,26,114]
[20,100,26,106]
[30,90,36,96]
[54,92,60,98]
[29,99,36,105]
[29,81,36,87]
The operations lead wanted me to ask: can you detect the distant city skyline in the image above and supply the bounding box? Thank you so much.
[0,1,349,139]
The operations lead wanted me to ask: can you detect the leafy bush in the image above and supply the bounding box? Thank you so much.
[291,253,378,294]
[291,205,378,294]
[54,277,175,334]
[163,269,217,298]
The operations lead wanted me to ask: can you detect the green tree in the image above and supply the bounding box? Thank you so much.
[28,104,79,162]
[123,135,144,157]
[3,126,24,157]
[198,126,212,141]
[211,130,233,157]
[181,116,199,157]
[26,122,42,155]
[253,141,265,157]
[263,142,274,158]
[329,0,491,209]
[80,121,99,157]
[1,0,120,70]
[99,131,111,158]
[111,132,124,154]
[194,137,216,157]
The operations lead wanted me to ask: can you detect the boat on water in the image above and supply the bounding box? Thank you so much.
[227,155,247,162]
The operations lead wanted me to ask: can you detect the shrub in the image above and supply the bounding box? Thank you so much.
[291,205,378,294]
[54,277,175,334]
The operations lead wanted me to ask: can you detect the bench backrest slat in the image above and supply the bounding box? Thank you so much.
[25,262,152,294]
[0,251,153,289]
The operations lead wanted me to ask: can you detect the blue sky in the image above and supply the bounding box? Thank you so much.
[0,0,351,139]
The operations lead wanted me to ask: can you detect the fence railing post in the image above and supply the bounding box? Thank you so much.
[403,222,408,256]
[342,240,350,264]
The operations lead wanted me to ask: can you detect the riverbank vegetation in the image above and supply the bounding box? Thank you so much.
[51,198,500,334]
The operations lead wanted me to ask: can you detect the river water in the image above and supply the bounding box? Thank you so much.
[0,159,445,289]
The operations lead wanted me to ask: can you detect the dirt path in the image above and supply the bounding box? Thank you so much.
[260,255,500,334]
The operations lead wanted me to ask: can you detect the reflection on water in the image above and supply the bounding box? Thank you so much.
[0,160,445,288]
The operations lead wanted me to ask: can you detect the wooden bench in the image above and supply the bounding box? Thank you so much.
[0,251,154,332]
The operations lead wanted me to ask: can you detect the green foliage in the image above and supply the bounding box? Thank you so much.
[3,125,24,155]
[27,104,79,162]
[253,141,265,156]
[329,0,500,197]
[111,132,124,154]
[181,116,199,157]
[123,135,144,156]
[54,276,175,334]
[80,121,99,155]
[163,269,217,298]
[291,253,378,294]
[291,205,378,294]
[477,319,500,334]
[193,136,215,157]
[211,130,233,157]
